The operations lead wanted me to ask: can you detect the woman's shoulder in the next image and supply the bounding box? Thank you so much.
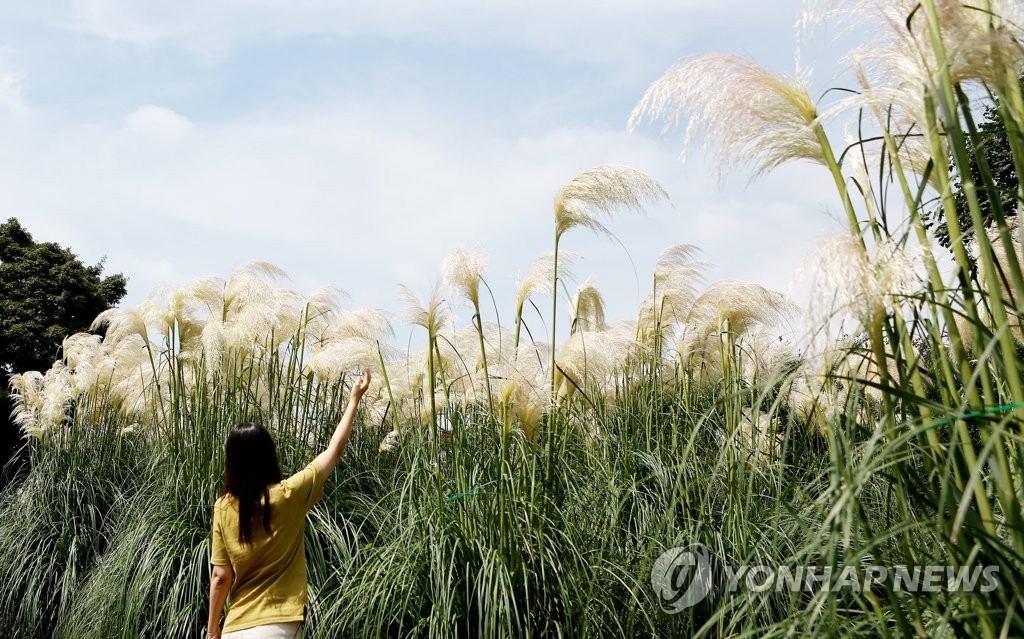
[213,493,237,511]
[280,460,320,484]
[276,461,325,507]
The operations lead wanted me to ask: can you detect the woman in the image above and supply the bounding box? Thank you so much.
[207,369,371,639]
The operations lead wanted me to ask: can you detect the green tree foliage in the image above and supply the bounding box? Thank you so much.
[923,87,1021,250]
[0,218,127,483]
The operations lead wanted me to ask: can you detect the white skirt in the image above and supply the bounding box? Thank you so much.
[222,622,303,639]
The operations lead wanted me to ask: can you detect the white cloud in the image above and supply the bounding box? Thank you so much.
[0,50,28,115]
[104,252,183,292]
[0,0,855,335]
[126,105,193,136]
[2,94,842,331]
[45,0,789,64]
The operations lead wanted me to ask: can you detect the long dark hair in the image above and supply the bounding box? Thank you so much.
[223,422,283,546]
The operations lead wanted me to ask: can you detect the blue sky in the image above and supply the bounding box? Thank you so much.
[2,1,856,338]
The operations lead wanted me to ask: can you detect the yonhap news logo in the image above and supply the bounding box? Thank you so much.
[650,544,999,614]
[650,545,713,613]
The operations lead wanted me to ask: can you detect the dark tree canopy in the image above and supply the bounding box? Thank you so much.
[923,88,1021,250]
[1,217,127,484]
[0,218,127,376]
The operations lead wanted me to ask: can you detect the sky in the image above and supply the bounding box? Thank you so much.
[0,1,861,342]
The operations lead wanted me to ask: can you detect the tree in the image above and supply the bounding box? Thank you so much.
[0,218,127,484]
[922,87,1021,252]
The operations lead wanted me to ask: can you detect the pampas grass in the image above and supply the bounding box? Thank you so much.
[629,54,825,180]
[570,277,607,334]
[553,165,669,240]
[513,250,578,351]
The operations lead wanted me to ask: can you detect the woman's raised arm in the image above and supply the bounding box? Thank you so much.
[313,368,371,477]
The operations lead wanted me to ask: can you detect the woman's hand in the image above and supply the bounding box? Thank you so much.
[350,368,371,402]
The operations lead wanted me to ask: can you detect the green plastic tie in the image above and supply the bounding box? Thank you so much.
[923,402,1024,431]
[443,476,510,505]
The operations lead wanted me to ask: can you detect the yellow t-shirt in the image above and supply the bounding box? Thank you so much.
[211,461,326,633]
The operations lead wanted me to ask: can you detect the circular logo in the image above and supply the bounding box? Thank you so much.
[650,544,712,614]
